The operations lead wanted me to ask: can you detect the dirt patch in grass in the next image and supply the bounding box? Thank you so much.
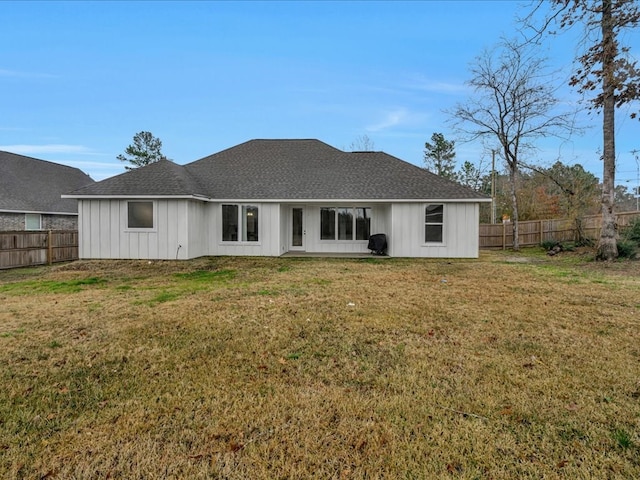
[1,252,639,478]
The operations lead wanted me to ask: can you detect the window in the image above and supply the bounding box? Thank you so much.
[242,205,259,242]
[25,214,41,230]
[127,201,154,229]
[222,204,259,242]
[320,208,335,240]
[222,205,239,241]
[321,207,371,241]
[355,207,371,240]
[425,204,444,243]
[337,208,353,240]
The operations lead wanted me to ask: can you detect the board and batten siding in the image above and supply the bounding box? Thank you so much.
[389,202,480,258]
[301,204,390,254]
[186,201,209,259]
[208,202,281,257]
[78,199,191,260]
[77,199,481,260]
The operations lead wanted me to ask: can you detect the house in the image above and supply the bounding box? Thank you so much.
[64,139,490,259]
[0,151,94,231]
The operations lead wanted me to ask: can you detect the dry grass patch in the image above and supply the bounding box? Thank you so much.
[1,251,639,478]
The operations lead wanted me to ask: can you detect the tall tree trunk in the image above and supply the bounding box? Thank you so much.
[509,163,520,251]
[597,0,618,260]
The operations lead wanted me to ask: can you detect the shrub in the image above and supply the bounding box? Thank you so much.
[541,240,575,253]
[616,240,637,259]
[541,239,558,251]
[622,217,640,244]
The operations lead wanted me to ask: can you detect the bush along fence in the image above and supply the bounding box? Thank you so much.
[479,211,640,250]
[0,230,78,269]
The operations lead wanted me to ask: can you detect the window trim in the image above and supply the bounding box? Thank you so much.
[319,206,372,242]
[25,213,42,231]
[424,203,445,245]
[126,200,157,231]
[220,203,261,244]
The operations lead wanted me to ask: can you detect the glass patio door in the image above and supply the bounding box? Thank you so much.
[291,207,305,250]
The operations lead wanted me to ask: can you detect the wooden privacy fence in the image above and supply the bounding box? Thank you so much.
[0,230,78,269]
[479,211,640,249]
[1,213,639,266]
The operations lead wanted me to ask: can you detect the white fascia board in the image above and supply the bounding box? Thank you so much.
[61,194,212,201]
[210,198,492,204]
[61,195,490,203]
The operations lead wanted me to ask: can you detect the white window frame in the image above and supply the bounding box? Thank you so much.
[424,204,445,244]
[25,213,42,231]
[126,200,157,231]
[319,206,372,242]
[221,204,260,243]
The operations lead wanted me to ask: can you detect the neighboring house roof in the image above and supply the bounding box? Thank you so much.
[68,139,489,201]
[0,151,95,213]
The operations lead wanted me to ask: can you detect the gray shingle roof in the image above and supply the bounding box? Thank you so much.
[0,151,94,213]
[70,158,207,197]
[69,139,489,201]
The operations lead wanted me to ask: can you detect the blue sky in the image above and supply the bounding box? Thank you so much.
[1,1,639,189]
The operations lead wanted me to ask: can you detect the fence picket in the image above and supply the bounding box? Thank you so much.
[479,211,640,249]
[0,230,78,269]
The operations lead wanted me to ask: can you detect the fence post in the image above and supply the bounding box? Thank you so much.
[48,230,53,265]
[540,219,544,244]
[502,222,506,250]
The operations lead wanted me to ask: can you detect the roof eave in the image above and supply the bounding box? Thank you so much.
[62,195,490,203]
[62,194,212,201]
[0,209,78,215]
[202,197,492,203]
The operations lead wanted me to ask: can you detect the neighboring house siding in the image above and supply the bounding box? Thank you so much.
[0,212,77,231]
[0,212,24,231]
[42,214,78,230]
[389,202,480,258]
[78,199,190,260]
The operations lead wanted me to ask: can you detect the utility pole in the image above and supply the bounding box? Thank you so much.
[491,150,497,224]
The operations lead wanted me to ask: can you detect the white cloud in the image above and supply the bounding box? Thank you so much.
[366,109,408,132]
[0,69,57,79]
[0,69,21,77]
[401,74,468,95]
[0,144,94,155]
[365,108,429,133]
[415,80,468,94]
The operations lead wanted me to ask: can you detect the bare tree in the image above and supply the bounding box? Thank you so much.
[451,39,575,250]
[522,0,640,260]
[348,134,376,151]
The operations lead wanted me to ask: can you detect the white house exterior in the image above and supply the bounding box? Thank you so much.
[65,140,489,259]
